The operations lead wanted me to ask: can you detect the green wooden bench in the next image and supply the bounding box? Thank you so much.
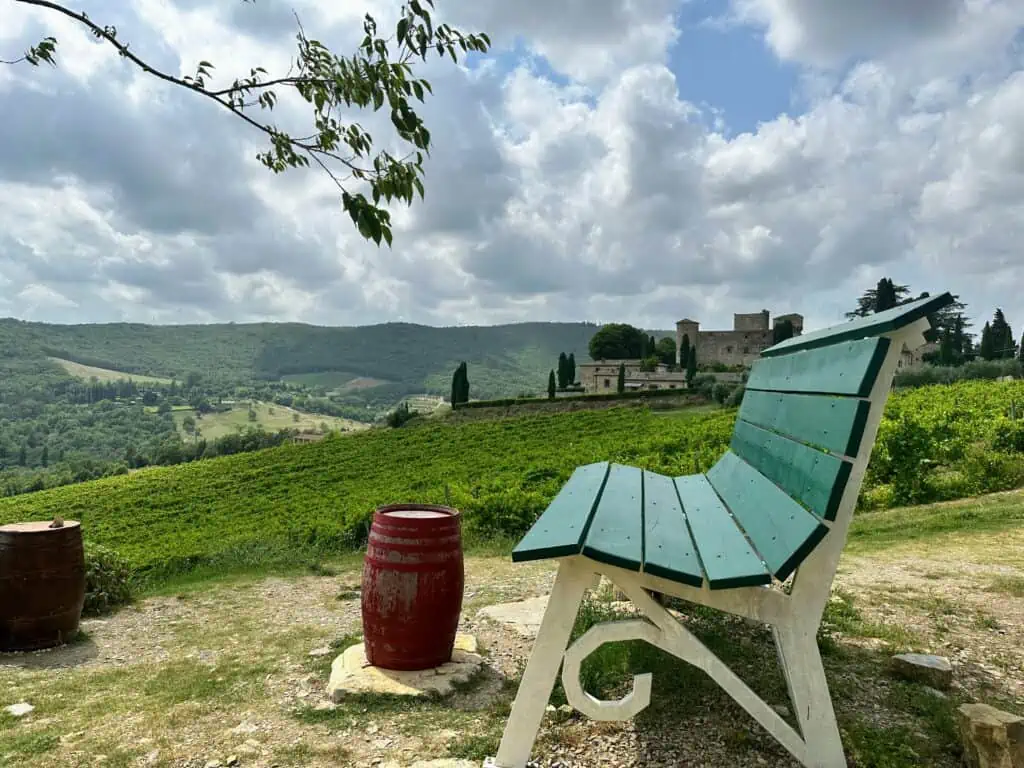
[486,292,954,768]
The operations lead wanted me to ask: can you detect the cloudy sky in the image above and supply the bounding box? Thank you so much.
[1,0,1023,339]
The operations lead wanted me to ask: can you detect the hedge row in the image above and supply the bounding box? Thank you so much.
[452,387,694,410]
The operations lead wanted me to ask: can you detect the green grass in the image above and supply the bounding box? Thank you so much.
[847,490,1024,554]
[173,401,364,440]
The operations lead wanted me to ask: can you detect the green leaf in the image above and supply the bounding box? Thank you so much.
[412,81,423,101]
[397,17,409,45]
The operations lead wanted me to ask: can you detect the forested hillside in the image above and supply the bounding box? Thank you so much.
[0,318,600,400]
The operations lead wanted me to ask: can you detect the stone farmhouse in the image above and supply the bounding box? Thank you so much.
[578,361,690,394]
[675,310,805,369]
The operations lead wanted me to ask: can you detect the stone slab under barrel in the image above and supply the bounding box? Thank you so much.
[0,520,87,652]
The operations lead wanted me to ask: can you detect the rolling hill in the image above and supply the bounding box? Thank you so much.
[0,317,606,402]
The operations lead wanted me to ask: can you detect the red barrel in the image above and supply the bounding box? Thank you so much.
[0,520,86,652]
[361,504,464,670]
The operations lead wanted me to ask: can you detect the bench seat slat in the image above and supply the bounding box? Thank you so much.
[730,420,852,521]
[581,464,644,571]
[746,338,890,397]
[673,474,771,589]
[512,462,609,562]
[641,470,703,587]
[738,390,870,458]
[706,452,829,581]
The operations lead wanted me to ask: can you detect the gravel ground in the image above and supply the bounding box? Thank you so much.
[1,547,1021,768]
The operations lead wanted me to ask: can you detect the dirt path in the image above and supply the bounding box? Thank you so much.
[1,541,1021,768]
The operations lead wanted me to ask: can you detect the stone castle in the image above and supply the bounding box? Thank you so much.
[675,310,805,369]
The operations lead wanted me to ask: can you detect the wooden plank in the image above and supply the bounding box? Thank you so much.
[762,292,953,357]
[738,390,870,457]
[730,420,852,521]
[512,462,610,562]
[745,338,890,397]
[641,470,703,587]
[706,452,829,581]
[673,474,770,589]
[582,464,644,572]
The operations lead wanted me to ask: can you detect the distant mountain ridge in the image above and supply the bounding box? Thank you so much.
[0,317,604,402]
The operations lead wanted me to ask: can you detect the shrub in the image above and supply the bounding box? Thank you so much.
[691,374,717,400]
[711,382,731,404]
[880,414,936,506]
[725,384,746,408]
[958,446,1024,495]
[993,418,1024,453]
[83,544,133,616]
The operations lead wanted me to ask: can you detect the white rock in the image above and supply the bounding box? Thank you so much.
[4,702,33,717]
[229,721,259,735]
[478,596,549,638]
[308,646,332,657]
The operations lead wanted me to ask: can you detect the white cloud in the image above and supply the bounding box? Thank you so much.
[0,0,1022,338]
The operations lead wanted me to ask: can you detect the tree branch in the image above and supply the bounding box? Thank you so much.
[6,0,492,247]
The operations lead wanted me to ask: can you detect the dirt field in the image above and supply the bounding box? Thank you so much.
[49,357,172,386]
[173,401,368,441]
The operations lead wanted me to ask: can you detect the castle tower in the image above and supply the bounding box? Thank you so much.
[733,310,770,332]
[774,313,804,336]
[675,319,699,366]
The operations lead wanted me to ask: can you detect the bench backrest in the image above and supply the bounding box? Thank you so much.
[511,292,953,589]
[704,293,951,567]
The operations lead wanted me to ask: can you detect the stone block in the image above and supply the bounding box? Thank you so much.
[890,653,953,690]
[327,633,481,701]
[958,703,1024,768]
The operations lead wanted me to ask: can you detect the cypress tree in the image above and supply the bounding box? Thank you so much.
[41,445,48,468]
[938,327,954,366]
[548,370,556,399]
[679,334,690,371]
[992,309,1013,358]
[686,346,697,382]
[567,353,576,387]
[1019,331,1024,363]
[450,365,460,405]
[875,278,899,313]
[450,362,470,405]
[557,352,568,389]
[617,363,625,394]
[980,322,994,360]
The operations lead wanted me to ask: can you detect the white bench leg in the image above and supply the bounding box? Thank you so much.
[774,625,846,768]
[488,558,593,768]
